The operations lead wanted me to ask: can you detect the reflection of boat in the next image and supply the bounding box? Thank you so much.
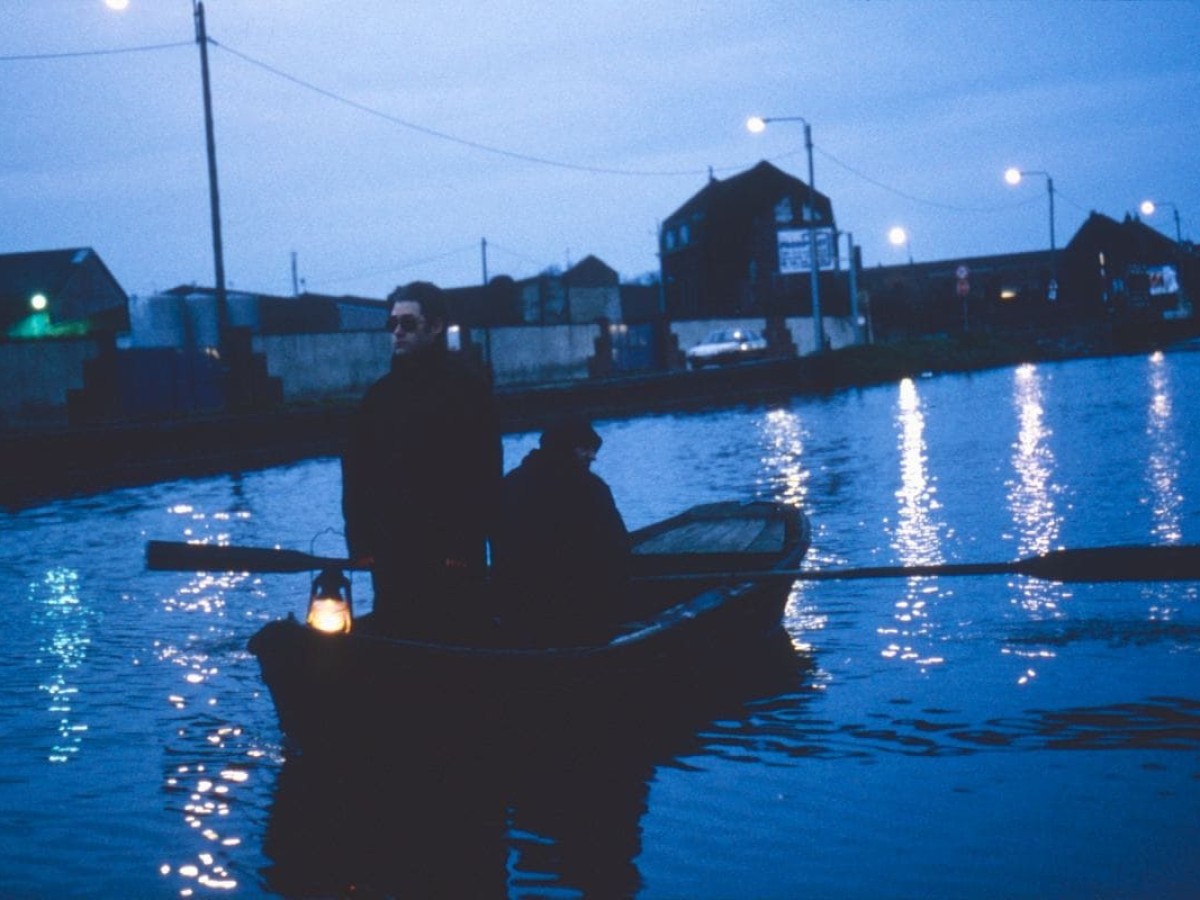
[261,627,812,898]
[248,500,811,748]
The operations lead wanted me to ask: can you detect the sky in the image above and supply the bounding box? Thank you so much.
[3,1,1199,301]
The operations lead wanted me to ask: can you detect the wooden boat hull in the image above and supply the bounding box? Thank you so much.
[249,500,810,746]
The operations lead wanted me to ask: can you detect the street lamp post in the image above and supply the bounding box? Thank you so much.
[1140,199,1184,245]
[747,115,824,352]
[1005,167,1057,298]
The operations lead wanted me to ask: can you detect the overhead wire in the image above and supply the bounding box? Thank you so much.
[0,41,193,62]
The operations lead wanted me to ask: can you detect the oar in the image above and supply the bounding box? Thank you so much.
[147,539,1200,583]
[146,540,366,574]
[634,544,1200,584]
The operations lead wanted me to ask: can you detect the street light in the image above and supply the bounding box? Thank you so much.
[1005,167,1057,297]
[888,226,912,264]
[747,114,824,351]
[1005,167,1056,254]
[1140,199,1184,245]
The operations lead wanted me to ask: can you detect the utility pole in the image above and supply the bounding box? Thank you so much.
[194,1,227,339]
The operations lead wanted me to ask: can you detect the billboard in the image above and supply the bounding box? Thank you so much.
[778,228,837,274]
[1147,264,1180,296]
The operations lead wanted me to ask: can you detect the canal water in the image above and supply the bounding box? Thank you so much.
[2,350,1199,898]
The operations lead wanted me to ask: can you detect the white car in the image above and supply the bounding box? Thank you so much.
[686,329,769,369]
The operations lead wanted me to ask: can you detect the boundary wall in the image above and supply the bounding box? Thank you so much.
[1,314,860,425]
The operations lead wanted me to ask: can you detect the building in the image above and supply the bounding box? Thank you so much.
[128,286,385,348]
[444,255,623,328]
[859,250,1055,340]
[1060,211,1194,325]
[659,160,841,320]
[859,212,1196,340]
[0,248,129,340]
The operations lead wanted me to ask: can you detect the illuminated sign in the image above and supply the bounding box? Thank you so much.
[778,229,837,274]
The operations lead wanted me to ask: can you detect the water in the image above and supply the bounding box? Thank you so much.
[3,351,1199,898]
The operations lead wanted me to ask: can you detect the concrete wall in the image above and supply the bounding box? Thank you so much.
[783,315,861,355]
[0,338,96,426]
[0,315,862,425]
[259,331,391,403]
[482,324,599,385]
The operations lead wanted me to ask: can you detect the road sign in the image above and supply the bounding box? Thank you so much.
[955,265,970,280]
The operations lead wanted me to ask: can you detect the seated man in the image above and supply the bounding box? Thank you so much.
[491,416,630,645]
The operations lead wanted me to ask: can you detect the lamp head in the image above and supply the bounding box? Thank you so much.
[306,569,353,634]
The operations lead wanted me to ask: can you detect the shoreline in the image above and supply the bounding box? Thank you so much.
[1,329,1186,510]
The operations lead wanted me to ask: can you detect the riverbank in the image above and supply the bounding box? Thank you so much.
[0,328,1180,509]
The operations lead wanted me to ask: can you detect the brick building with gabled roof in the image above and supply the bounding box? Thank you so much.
[659,160,841,320]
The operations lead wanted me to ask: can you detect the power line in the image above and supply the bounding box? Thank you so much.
[4,34,1040,226]
[0,41,192,62]
[213,39,733,180]
[816,146,1036,214]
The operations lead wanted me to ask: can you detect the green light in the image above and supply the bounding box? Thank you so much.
[30,293,48,312]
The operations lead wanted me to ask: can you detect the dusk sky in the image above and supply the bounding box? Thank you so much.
[3,1,1198,301]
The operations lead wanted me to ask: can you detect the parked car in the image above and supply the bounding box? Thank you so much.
[686,329,769,369]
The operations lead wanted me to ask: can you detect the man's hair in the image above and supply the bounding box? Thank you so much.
[387,281,446,324]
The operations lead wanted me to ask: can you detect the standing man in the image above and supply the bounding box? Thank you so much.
[342,282,502,636]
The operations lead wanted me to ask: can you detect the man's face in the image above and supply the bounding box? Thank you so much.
[572,445,598,469]
[387,299,442,357]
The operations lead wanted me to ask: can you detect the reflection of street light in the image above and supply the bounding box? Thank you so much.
[1140,199,1183,244]
[747,114,824,351]
[1005,166,1057,296]
[888,226,912,264]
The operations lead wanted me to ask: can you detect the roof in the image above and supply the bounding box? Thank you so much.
[662,160,833,230]
[0,247,124,306]
[0,247,129,334]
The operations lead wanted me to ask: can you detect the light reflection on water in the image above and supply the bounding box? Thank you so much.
[33,566,92,763]
[1146,350,1183,545]
[880,378,949,671]
[1,351,1199,897]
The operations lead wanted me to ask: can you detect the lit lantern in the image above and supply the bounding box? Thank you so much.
[306,569,353,634]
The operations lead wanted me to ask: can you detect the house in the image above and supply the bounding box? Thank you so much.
[443,255,622,328]
[1060,212,1194,323]
[659,160,840,320]
[0,248,129,340]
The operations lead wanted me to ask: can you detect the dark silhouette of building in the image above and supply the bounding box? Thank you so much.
[659,160,840,320]
[859,211,1195,341]
[1,248,129,340]
[1060,211,1194,325]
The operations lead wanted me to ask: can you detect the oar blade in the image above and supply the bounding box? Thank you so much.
[145,540,355,574]
[1021,544,1200,583]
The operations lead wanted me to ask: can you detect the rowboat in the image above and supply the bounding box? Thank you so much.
[243,499,810,747]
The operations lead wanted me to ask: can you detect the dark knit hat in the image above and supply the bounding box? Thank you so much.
[540,415,602,452]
